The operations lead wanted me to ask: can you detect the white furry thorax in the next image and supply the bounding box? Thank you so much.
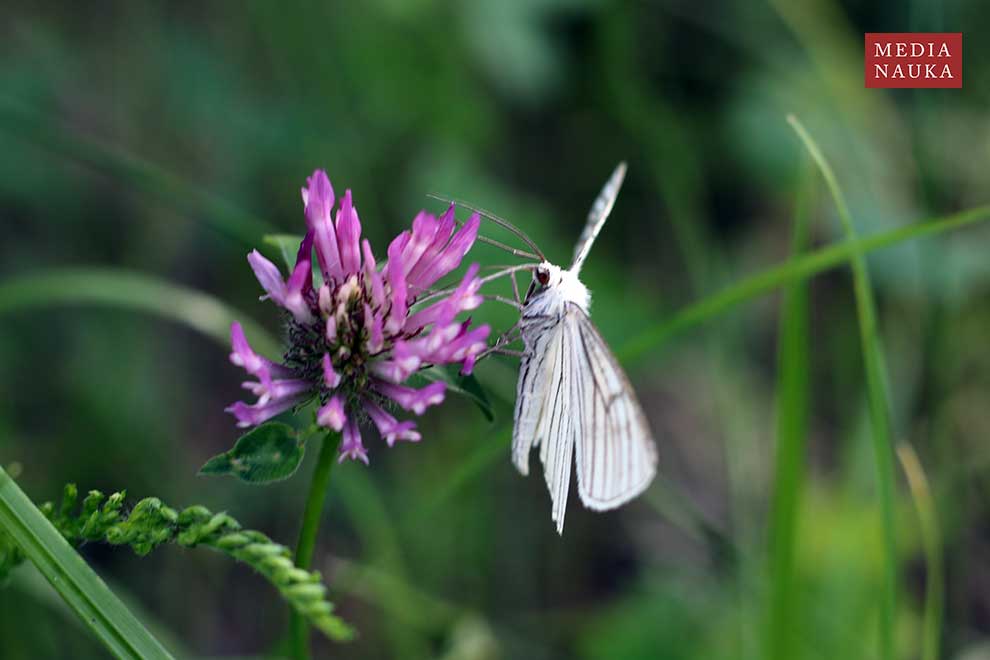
[533,261,591,314]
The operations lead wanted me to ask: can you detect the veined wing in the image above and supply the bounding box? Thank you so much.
[512,315,561,476]
[569,303,657,510]
[512,313,575,534]
[570,162,627,274]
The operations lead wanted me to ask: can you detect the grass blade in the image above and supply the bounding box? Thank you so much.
[766,168,813,660]
[619,203,990,363]
[0,466,173,659]
[788,114,897,660]
[0,267,279,357]
[897,444,943,660]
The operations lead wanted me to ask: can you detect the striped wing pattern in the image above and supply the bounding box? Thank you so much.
[569,305,657,510]
[512,302,657,533]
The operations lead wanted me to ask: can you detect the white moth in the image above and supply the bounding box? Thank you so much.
[513,163,658,534]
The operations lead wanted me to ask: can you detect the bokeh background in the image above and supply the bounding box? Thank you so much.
[2,1,990,658]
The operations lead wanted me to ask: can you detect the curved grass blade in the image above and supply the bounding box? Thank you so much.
[897,444,943,660]
[788,114,896,660]
[766,166,813,660]
[620,203,990,363]
[0,267,280,357]
[0,466,173,659]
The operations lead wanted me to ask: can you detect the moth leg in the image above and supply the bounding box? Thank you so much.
[485,294,523,311]
[510,270,522,305]
[487,347,525,358]
[478,319,523,361]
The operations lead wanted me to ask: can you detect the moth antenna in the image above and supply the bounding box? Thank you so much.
[428,193,547,261]
[476,264,539,287]
[412,264,538,307]
[475,234,541,261]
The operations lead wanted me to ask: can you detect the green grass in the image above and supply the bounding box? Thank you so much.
[0,467,173,659]
[788,115,897,660]
[765,165,813,660]
[0,267,279,357]
[897,443,944,660]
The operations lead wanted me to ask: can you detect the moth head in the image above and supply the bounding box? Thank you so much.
[525,262,555,303]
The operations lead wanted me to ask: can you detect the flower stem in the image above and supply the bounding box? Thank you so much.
[291,432,341,659]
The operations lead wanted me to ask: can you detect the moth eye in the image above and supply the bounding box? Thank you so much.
[536,269,549,286]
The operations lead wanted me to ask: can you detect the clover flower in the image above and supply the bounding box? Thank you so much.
[226,169,489,464]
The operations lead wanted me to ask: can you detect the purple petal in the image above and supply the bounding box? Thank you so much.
[407,204,456,288]
[374,380,446,415]
[385,231,410,273]
[247,250,287,305]
[362,240,386,310]
[410,212,480,291]
[294,231,315,289]
[304,170,342,283]
[322,353,341,389]
[404,263,482,332]
[371,340,421,382]
[325,315,338,344]
[242,378,310,405]
[229,322,292,381]
[364,400,421,447]
[335,190,363,276]
[317,394,346,432]
[385,238,408,334]
[399,211,440,280]
[339,417,369,464]
[284,260,315,324]
[318,284,333,317]
[365,303,384,353]
[442,323,491,364]
[226,395,303,428]
[405,320,491,369]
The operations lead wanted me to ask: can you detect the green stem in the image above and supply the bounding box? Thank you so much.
[291,433,342,659]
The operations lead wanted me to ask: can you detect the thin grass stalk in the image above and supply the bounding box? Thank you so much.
[766,166,813,660]
[788,114,897,660]
[897,444,943,660]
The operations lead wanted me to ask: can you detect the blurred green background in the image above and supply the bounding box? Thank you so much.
[2,1,990,658]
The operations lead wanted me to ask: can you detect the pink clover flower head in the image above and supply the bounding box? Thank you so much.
[226,169,489,463]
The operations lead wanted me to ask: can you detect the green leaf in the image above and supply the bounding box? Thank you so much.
[263,234,305,270]
[0,466,174,659]
[412,365,494,422]
[199,423,304,484]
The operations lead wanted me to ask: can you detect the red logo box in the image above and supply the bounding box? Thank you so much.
[865,33,962,88]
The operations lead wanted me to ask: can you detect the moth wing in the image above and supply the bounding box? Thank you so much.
[570,162,627,273]
[569,304,658,510]
[511,321,558,475]
[512,318,576,534]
